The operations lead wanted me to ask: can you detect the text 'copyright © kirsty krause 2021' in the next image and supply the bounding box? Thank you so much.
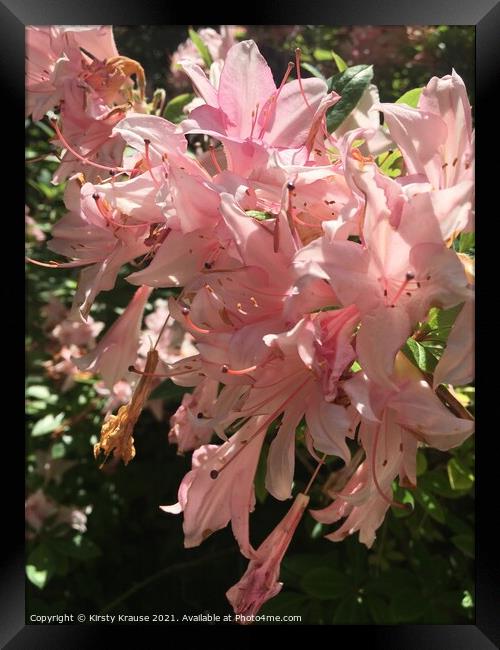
[30,613,303,624]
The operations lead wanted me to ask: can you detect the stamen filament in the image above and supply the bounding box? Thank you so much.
[50,118,128,175]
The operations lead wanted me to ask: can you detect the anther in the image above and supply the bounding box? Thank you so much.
[181,306,190,315]
[210,470,219,479]
[204,262,213,269]
[287,182,295,191]
[221,365,229,373]
[405,272,415,281]
[197,412,203,419]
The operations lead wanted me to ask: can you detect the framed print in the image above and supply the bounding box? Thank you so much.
[4,0,498,646]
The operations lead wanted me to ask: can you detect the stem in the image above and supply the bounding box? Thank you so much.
[304,453,327,495]
[435,384,474,421]
[421,371,474,421]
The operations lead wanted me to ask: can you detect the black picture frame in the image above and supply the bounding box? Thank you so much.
[8,0,499,646]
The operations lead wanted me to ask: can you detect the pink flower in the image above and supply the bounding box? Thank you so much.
[51,315,104,348]
[294,166,470,389]
[74,285,152,388]
[182,40,340,168]
[25,489,88,537]
[216,307,359,501]
[378,71,474,237]
[44,344,87,392]
[311,460,391,548]
[25,489,58,532]
[168,378,218,453]
[227,493,309,621]
[433,299,474,388]
[311,354,474,547]
[170,26,239,78]
[25,212,46,242]
[48,179,150,320]
[161,416,267,558]
[41,297,68,330]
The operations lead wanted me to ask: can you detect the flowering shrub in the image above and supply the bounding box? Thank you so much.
[26,25,475,623]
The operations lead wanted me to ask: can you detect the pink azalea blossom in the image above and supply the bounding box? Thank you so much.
[161,416,268,558]
[170,26,240,78]
[182,40,340,170]
[74,285,152,388]
[168,378,219,453]
[25,489,88,538]
[47,179,150,320]
[311,354,474,547]
[294,164,470,388]
[227,493,310,620]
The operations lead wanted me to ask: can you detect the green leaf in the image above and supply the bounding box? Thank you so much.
[245,210,274,221]
[416,451,428,477]
[391,488,415,518]
[332,595,367,623]
[301,567,351,600]
[402,338,439,372]
[451,533,474,558]
[300,62,326,81]
[26,544,57,589]
[426,304,462,342]
[281,553,333,589]
[163,93,195,124]
[390,586,425,622]
[461,589,474,608]
[326,65,374,132]
[419,470,469,499]
[378,149,403,177]
[458,232,475,255]
[414,490,446,524]
[395,87,423,108]
[367,594,395,624]
[447,458,474,491]
[26,385,51,401]
[260,591,309,618]
[313,48,334,61]
[31,412,65,437]
[371,568,420,596]
[51,442,66,459]
[188,29,212,68]
[332,51,348,73]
